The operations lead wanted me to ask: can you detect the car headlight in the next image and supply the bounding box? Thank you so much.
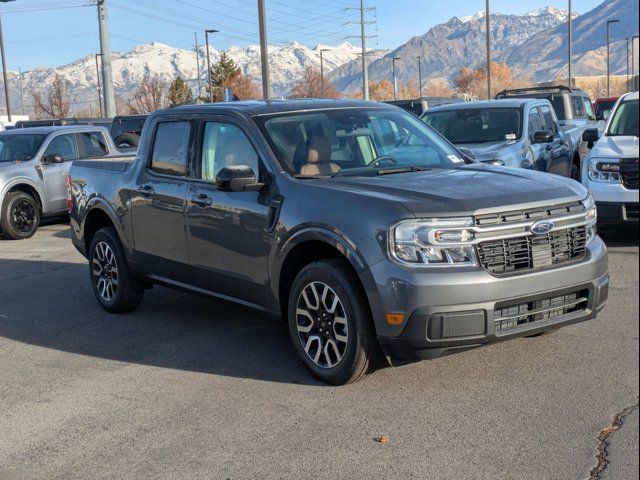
[583,196,598,243]
[588,157,620,183]
[389,218,478,266]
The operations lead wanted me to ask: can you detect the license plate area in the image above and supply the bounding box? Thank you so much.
[531,242,552,268]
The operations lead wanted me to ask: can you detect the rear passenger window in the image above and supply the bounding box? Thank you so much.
[150,121,190,176]
[77,132,108,157]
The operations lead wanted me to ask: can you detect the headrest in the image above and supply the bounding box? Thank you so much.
[307,135,330,164]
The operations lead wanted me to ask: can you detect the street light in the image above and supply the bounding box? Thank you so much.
[319,48,331,98]
[485,0,491,98]
[633,35,639,91]
[568,0,573,87]
[95,54,103,117]
[0,0,16,122]
[626,37,631,92]
[606,19,620,96]
[204,29,219,102]
[417,56,423,98]
[392,57,401,100]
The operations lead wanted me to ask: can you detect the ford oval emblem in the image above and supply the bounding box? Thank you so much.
[531,220,554,235]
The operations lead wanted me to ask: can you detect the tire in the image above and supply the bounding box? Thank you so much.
[113,132,140,149]
[89,226,144,313]
[0,191,41,240]
[287,259,384,385]
[570,163,580,181]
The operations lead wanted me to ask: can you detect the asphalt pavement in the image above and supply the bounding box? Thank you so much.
[0,221,637,480]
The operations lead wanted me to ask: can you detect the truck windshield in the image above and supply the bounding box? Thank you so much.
[256,108,464,177]
[422,107,522,144]
[607,99,639,137]
[0,134,47,163]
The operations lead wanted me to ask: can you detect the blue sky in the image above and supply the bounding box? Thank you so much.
[1,0,604,71]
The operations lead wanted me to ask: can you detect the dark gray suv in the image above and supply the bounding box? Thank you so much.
[68,100,609,384]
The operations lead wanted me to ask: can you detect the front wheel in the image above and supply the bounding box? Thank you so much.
[288,259,383,385]
[89,227,144,313]
[0,191,40,240]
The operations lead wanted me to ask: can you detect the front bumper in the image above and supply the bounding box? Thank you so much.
[361,236,609,361]
[587,181,639,224]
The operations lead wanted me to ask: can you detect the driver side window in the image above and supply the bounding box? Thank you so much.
[45,134,78,161]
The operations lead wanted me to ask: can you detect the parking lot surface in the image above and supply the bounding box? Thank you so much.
[0,222,638,480]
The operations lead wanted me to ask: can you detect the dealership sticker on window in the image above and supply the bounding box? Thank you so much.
[448,155,464,164]
[505,133,517,141]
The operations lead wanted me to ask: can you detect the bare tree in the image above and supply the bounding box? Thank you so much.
[31,75,71,119]
[127,73,168,114]
[290,67,340,98]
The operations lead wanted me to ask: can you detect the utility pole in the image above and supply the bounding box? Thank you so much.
[257,0,270,99]
[0,12,11,121]
[18,66,24,114]
[360,0,369,100]
[392,57,400,99]
[485,0,491,99]
[97,0,116,117]
[94,54,103,117]
[626,37,630,92]
[568,0,572,87]
[417,56,423,98]
[194,32,201,101]
[205,29,218,102]
[320,48,330,97]
[633,36,639,91]
[606,19,620,97]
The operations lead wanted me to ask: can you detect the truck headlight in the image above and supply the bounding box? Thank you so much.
[588,157,620,183]
[389,218,478,266]
[583,196,598,243]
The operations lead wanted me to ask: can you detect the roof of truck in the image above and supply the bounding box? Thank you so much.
[170,99,392,116]
[1,125,109,135]
[422,98,548,112]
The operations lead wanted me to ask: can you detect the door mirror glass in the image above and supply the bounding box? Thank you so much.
[532,131,554,144]
[582,128,599,142]
[43,153,64,164]
[216,165,264,192]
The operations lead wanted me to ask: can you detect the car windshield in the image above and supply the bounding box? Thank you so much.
[607,99,639,137]
[596,100,616,119]
[422,107,522,144]
[255,107,465,177]
[0,134,47,163]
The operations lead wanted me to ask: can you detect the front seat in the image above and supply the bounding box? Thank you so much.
[300,135,340,176]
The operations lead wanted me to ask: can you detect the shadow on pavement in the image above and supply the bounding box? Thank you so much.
[598,224,639,248]
[0,258,324,386]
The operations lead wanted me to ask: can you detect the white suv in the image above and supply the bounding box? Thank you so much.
[582,91,639,224]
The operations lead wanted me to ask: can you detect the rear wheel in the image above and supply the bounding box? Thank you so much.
[0,191,40,240]
[287,259,383,385]
[89,227,144,313]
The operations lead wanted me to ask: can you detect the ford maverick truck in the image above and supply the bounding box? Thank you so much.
[68,100,609,384]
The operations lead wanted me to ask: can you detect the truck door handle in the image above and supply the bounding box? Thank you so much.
[137,185,155,197]
[191,193,212,207]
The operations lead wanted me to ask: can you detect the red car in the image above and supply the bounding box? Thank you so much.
[594,97,619,121]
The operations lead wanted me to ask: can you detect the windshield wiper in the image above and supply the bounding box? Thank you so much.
[293,173,336,179]
[376,166,429,176]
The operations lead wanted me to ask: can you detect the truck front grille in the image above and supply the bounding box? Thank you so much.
[621,158,639,190]
[474,202,584,226]
[477,226,587,275]
[494,289,589,332]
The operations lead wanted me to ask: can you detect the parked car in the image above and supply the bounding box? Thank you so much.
[68,99,608,385]
[421,99,579,178]
[385,97,467,116]
[593,97,619,121]
[0,125,131,240]
[110,114,147,149]
[581,91,639,224]
[495,85,598,172]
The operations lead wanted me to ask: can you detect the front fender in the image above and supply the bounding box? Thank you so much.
[0,177,46,218]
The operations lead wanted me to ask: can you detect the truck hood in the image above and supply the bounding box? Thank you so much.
[318,165,587,216]
[592,135,639,158]
[456,141,519,162]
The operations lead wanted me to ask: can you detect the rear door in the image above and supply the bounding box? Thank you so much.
[40,133,80,213]
[527,107,547,171]
[130,119,193,281]
[539,105,571,177]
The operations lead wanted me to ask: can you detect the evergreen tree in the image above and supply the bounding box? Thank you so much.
[168,76,193,107]
[203,52,241,102]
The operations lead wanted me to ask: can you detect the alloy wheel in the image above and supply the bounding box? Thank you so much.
[295,281,349,368]
[92,241,119,302]
[11,200,36,234]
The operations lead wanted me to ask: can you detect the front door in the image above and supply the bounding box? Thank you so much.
[40,133,79,213]
[539,105,571,177]
[186,119,273,307]
[130,120,192,281]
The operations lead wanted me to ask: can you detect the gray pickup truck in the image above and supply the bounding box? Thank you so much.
[68,99,609,385]
[0,125,129,239]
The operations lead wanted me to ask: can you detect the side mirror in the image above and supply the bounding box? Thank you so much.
[43,154,64,164]
[532,131,554,144]
[457,147,476,161]
[582,128,599,142]
[216,165,264,192]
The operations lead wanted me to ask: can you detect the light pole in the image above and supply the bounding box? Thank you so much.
[257,0,270,99]
[204,29,219,102]
[606,19,620,97]
[95,54,103,117]
[485,0,492,99]
[633,36,639,91]
[626,37,630,92]
[319,48,330,97]
[0,0,15,122]
[97,0,116,117]
[392,57,401,100]
[568,0,572,87]
[417,56,423,98]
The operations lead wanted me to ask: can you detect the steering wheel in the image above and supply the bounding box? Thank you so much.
[369,156,398,169]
